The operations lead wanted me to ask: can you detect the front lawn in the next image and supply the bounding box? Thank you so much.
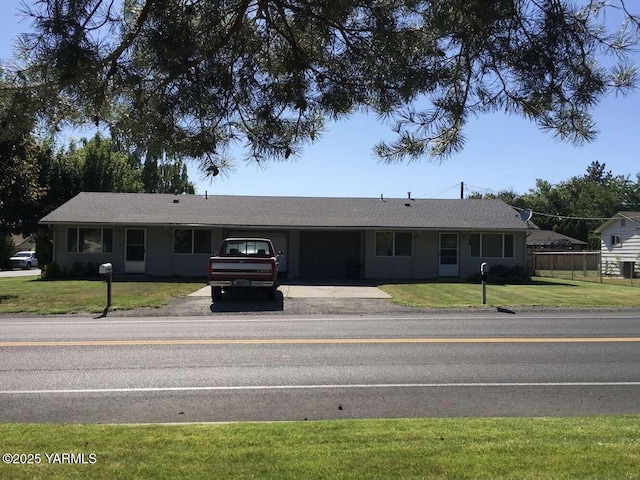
[380,277,640,309]
[0,276,200,315]
[3,276,640,315]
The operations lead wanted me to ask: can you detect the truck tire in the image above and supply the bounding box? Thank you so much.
[211,286,222,301]
[266,285,277,301]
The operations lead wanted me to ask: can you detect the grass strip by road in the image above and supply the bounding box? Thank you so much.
[1,417,639,479]
[0,277,199,314]
[380,276,640,309]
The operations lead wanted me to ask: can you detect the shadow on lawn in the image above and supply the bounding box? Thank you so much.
[0,295,18,304]
[526,279,579,287]
[376,278,580,288]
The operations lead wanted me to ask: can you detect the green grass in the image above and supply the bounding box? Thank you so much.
[3,275,640,314]
[1,417,638,479]
[380,277,640,309]
[0,277,200,314]
[535,270,640,287]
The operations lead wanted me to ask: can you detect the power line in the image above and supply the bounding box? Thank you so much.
[512,207,640,222]
[414,181,640,223]
[416,183,461,199]
[464,183,498,194]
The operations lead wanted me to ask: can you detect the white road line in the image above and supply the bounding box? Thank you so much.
[3,312,639,325]
[0,316,478,325]
[2,382,640,395]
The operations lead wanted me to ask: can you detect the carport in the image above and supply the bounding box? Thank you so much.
[299,231,363,280]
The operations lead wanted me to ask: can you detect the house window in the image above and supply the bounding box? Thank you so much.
[174,229,212,254]
[375,232,413,257]
[611,234,622,247]
[193,230,212,254]
[469,233,515,258]
[66,227,113,253]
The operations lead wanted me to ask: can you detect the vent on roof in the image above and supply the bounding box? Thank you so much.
[173,199,179,204]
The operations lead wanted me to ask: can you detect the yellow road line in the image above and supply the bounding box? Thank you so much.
[1,337,640,347]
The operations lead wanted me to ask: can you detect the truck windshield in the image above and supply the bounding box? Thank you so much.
[223,240,271,256]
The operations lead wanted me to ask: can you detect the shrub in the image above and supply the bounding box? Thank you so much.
[70,261,85,278]
[0,235,16,270]
[35,228,53,266]
[41,262,65,279]
[467,264,530,284]
[84,262,100,278]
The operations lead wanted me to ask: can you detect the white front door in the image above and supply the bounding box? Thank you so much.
[439,233,459,277]
[125,228,146,273]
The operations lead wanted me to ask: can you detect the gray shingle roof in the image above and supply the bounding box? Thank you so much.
[40,192,530,231]
[526,230,587,246]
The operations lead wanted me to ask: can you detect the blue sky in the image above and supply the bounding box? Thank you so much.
[2,1,639,200]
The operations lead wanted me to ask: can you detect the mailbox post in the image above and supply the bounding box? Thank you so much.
[99,263,113,316]
[480,262,488,305]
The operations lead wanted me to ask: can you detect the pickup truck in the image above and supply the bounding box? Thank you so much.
[208,238,281,301]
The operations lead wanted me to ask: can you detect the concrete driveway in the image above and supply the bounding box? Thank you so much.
[0,268,42,278]
[189,283,391,299]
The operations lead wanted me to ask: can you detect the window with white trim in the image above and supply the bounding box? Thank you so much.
[375,232,412,257]
[66,227,113,253]
[174,229,212,254]
[611,234,622,247]
[469,233,514,258]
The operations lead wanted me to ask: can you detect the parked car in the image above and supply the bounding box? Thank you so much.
[9,251,38,270]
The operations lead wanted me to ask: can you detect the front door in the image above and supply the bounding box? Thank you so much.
[439,233,459,277]
[125,228,146,273]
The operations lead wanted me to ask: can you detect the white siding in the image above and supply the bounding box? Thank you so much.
[599,219,640,276]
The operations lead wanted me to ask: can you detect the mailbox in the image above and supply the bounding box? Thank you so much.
[99,263,113,275]
[480,262,488,305]
[480,262,488,282]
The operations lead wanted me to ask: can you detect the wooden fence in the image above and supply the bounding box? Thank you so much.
[531,251,638,286]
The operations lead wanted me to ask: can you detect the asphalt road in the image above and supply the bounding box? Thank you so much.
[1,311,639,423]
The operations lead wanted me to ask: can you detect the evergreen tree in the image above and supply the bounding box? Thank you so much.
[2,0,638,178]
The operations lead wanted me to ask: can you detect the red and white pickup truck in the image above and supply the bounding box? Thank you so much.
[208,238,281,301]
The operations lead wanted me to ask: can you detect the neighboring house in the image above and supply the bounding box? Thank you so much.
[12,235,35,252]
[593,212,640,278]
[40,192,531,279]
[526,230,587,252]
[525,229,594,273]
